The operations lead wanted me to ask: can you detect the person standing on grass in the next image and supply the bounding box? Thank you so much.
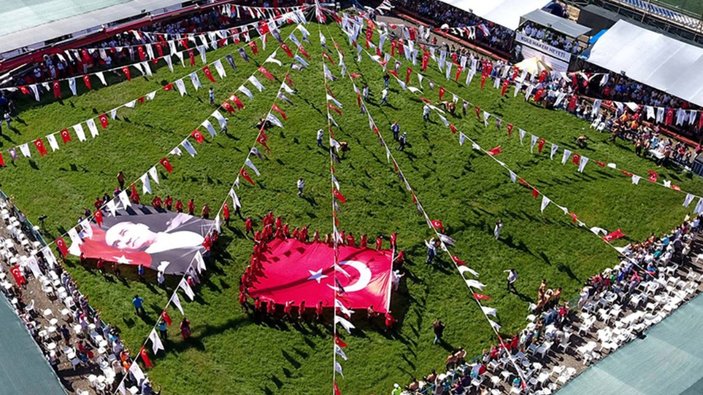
[158,319,167,339]
[391,121,400,141]
[423,103,431,122]
[297,178,305,197]
[208,87,215,105]
[398,132,407,151]
[362,84,370,101]
[132,294,145,315]
[180,317,191,339]
[505,269,518,293]
[383,73,390,88]
[426,238,437,265]
[432,319,445,344]
[117,171,126,190]
[175,199,184,213]
[316,128,324,147]
[187,198,195,215]
[494,219,503,240]
[381,88,389,106]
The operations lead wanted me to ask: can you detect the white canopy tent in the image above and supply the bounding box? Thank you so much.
[437,0,552,30]
[585,20,703,107]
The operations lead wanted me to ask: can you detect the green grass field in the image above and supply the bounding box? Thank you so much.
[3,21,703,394]
[659,0,703,16]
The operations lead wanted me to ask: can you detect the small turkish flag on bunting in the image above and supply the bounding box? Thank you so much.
[232,96,245,109]
[480,74,487,89]
[298,45,310,59]
[60,129,71,143]
[140,347,153,369]
[431,219,444,232]
[405,67,413,84]
[570,212,578,223]
[188,49,195,66]
[180,38,189,49]
[256,131,270,151]
[388,69,398,78]
[473,293,491,301]
[160,158,173,173]
[191,130,205,143]
[240,168,255,185]
[455,66,463,82]
[350,72,361,79]
[328,103,342,115]
[137,96,145,104]
[488,146,502,156]
[572,153,581,166]
[501,81,509,96]
[271,104,287,120]
[506,123,513,136]
[537,138,545,154]
[672,184,681,191]
[52,81,61,99]
[621,170,632,177]
[137,46,146,61]
[249,41,258,55]
[258,66,275,81]
[439,86,446,101]
[532,187,539,199]
[596,161,605,167]
[19,85,29,95]
[95,210,103,226]
[202,66,216,83]
[334,382,342,395]
[647,170,658,183]
[122,66,131,81]
[0,153,5,167]
[474,106,481,120]
[280,43,293,58]
[222,102,235,113]
[334,335,347,348]
[603,229,625,242]
[98,114,109,128]
[449,124,458,134]
[163,83,173,91]
[56,237,69,257]
[131,184,140,204]
[333,189,347,203]
[34,138,47,156]
[452,256,465,266]
[83,75,92,90]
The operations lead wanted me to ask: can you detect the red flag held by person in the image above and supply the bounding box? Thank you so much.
[191,130,205,144]
[202,66,216,83]
[98,114,109,128]
[160,157,173,173]
[488,146,502,156]
[34,138,47,156]
[240,168,255,185]
[56,237,69,257]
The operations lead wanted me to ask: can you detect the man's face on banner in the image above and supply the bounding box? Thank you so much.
[105,221,157,251]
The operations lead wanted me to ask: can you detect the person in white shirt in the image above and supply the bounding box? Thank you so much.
[504,268,518,292]
[316,129,324,147]
[381,88,389,105]
[297,178,305,197]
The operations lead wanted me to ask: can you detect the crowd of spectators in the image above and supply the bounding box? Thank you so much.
[518,22,583,55]
[395,0,515,54]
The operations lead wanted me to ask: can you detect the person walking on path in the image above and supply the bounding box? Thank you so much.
[132,294,145,315]
[117,171,126,190]
[505,269,518,293]
[494,219,503,240]
[432,319,445,344]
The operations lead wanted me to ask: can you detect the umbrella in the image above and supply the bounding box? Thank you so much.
[514,57,552,75]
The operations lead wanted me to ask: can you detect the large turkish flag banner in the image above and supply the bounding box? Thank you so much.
[249,239,394,312]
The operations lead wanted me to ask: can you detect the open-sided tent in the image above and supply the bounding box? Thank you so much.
[585,20,703,107]
[437,0,551,30]
[520,9,591,38]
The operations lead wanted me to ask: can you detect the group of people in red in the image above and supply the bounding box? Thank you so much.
[237,212,404,331]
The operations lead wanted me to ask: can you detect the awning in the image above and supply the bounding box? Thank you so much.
[0,0,185,54]
[585,20,703,107]
[520,9,591,37]
[437,0,551,30]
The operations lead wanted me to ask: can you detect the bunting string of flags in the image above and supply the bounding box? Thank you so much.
[338,12,703,208]
[317,27,349,393]
[324,19,531,390]
[112,22,309,394]
[50,24,305,266]
[2,11,309,100]
[331,14,662,285]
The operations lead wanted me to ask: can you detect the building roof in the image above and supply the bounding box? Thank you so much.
[0,0,185,55]
[521,9,591,37]
[438,0,552,30]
